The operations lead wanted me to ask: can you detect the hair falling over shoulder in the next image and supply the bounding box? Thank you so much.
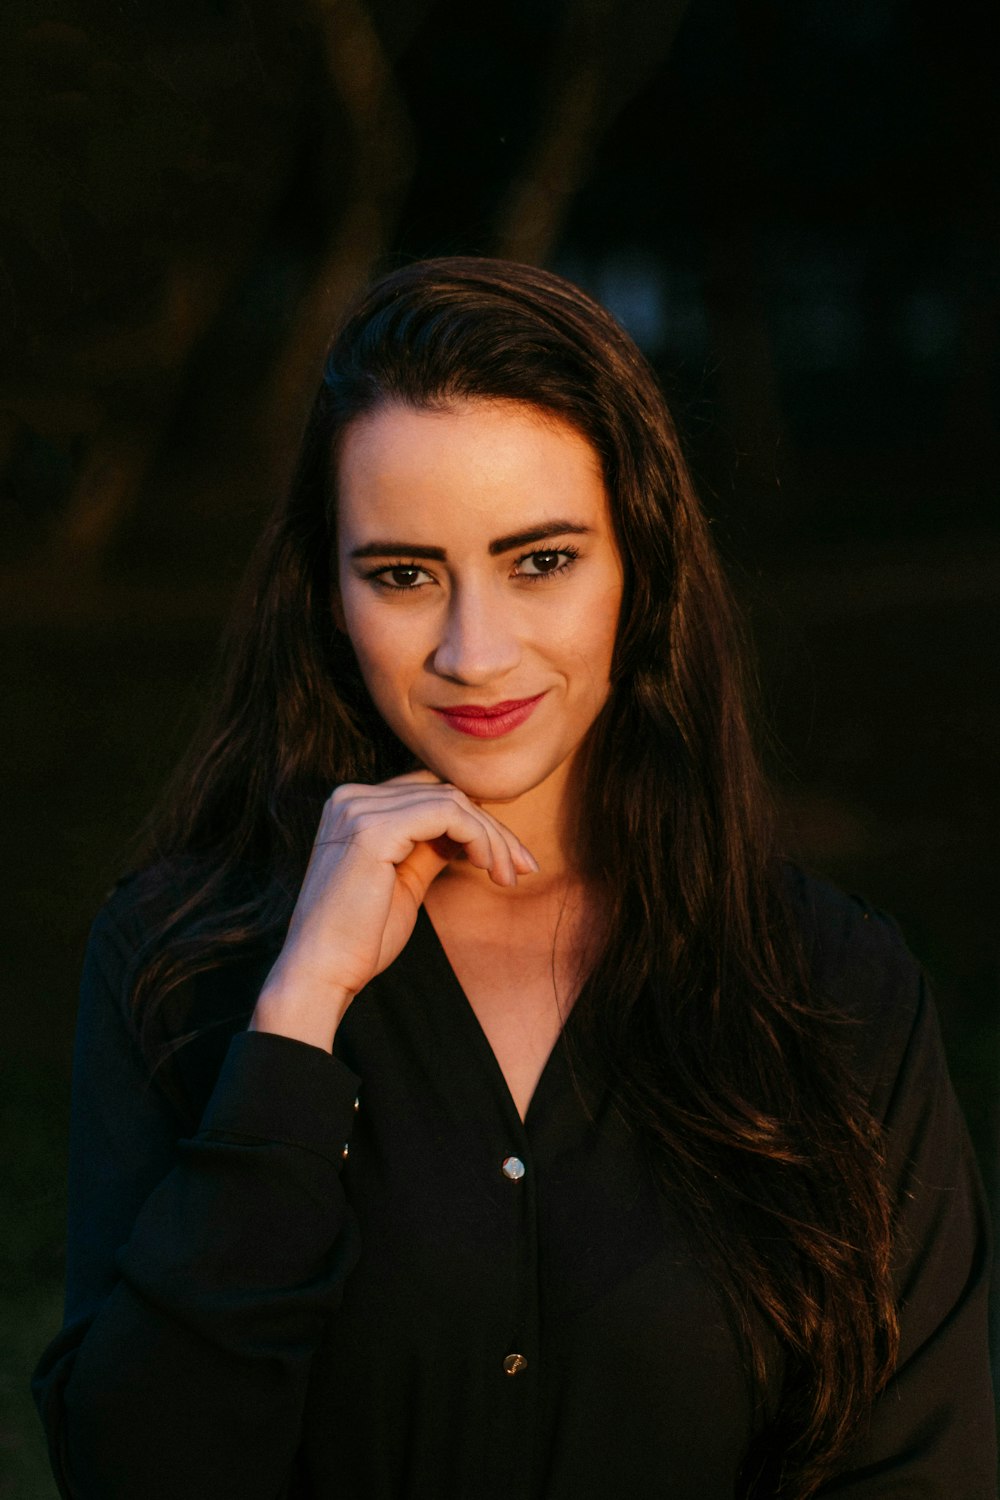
[127,257,898,1499]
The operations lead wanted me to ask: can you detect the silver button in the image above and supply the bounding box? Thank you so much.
[503,1352,528,1376]
[353,1096,360,1112]
[502,1155,525,1181]
[341,1144,349,1160]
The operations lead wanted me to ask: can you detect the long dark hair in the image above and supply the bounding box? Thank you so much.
[128,257,897,1498]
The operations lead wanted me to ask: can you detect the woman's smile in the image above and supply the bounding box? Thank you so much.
[335,398,624,807]
[431,692,547,738]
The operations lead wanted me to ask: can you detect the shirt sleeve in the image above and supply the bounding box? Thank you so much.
[818,969,997,1497]
[32,904,363,1500]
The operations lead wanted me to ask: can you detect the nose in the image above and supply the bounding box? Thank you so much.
[430,580,521,685]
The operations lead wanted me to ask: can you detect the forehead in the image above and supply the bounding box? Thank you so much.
[335,399,610,543]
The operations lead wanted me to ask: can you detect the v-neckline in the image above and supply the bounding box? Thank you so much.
[413,904,572,1131]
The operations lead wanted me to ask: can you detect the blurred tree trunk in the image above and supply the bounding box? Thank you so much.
[50,259,233,570]
[256,0,415,503]
[496,0,691,266]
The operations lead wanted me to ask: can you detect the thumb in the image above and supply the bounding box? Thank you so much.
[394,839,452,907]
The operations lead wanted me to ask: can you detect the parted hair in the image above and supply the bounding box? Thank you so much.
[130,257,897,1499]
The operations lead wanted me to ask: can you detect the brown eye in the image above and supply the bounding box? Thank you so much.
[516,548,578,578]
[365,563,434,592]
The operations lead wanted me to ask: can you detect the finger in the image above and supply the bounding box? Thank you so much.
[398,791,537,881]
[337,785,502,867]
[327,773,439,807]
[392,786,535,878]
[334,778,534,864]
[348,797,500,876]
[417,800,524,886]
[333,782,536,883]
[480,817,539,877]
[457,804,537,878]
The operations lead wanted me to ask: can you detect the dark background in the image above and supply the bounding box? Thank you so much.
[2,1,997,1492]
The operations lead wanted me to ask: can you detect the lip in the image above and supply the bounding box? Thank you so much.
[431,693,546,739]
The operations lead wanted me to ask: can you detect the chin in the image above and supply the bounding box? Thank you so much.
[451,775,535,805]
[423,748,559,805]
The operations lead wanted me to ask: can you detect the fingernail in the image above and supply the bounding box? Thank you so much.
[524,850,540,872]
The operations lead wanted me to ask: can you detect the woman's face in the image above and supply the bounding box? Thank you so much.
[335,399,624,806]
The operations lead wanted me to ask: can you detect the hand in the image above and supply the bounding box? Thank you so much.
[249,772,538,1050]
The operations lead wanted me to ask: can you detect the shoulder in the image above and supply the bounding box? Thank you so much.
[93,858,275,969]
[86,866,181,971]
[78,869,179,1033]
[780,862,922,1001]
[780,863,929,1111]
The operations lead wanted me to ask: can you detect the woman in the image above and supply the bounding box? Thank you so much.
[34,258,995,1499]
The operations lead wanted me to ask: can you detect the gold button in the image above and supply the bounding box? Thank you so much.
[503,1353,528,1376]
[341,1144,349,1159]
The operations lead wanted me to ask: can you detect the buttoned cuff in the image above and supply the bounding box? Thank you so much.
[198,1030,361,1165]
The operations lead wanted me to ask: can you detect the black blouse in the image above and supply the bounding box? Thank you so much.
[33,869,997,1498]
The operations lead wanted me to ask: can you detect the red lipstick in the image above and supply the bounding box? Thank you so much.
[432,693,545,738]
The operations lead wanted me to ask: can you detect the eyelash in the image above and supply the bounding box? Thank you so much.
[363,545,582,593]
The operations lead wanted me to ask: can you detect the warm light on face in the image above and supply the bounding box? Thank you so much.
[335,399,624,807]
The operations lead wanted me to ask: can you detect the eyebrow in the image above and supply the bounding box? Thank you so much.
[349,520,594,562]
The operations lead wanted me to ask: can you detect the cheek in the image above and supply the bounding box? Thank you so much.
[561,584,621,682]
[352,632,404,697]
[339,601,392,687]
[341,587,394,664]
[342,606,427,721]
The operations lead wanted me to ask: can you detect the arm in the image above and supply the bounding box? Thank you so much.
[35,780,535,1497]
[33,904,363,1500]
[818,972,997,1497]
